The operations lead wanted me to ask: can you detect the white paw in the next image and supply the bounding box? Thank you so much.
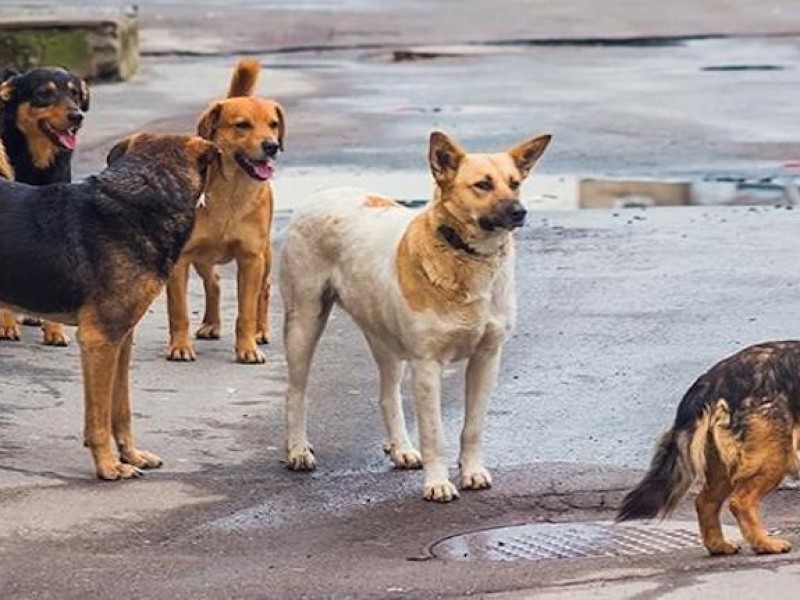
[461,468,493,490]
[286,444,316,471]
[423,479,460,502]
[383,442,422,469]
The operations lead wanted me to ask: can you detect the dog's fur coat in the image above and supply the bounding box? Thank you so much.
[280,131,551,501]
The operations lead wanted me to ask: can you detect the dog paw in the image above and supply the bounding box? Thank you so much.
[236,346,266,364]
[120,448,164,470]
[423,479,460,502]
[286,445,316,470]
[706,540,741,556]
[460,468,493,490]
[195,323,221,339]
[21,316,42,326]
[167,343,197,361]
[0,324,21,341]
[255,330,270,345]
[96,462,143,480]
[42,327,70,346]
[383,442,422,469]
[752,537,792,555]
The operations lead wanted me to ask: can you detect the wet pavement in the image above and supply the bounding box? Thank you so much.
[3,1,800,598]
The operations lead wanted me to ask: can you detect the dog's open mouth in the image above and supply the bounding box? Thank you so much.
[39,121,79,151]
[235,152,274,181]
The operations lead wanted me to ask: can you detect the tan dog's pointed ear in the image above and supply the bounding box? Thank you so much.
[106,135,135,165]
[508,134,552,180]
[197,103,222,140]
[429,131,465,186]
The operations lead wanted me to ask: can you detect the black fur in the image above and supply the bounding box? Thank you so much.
[0,67,89,185]
[0,135,208,336]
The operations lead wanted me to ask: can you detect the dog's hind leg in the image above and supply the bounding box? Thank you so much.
[194,262,222,340]
[283,281,334,471]
[696,446,738,555]
[0,310,21,341]
[42,320,69,346]
[728,407,794,554]
[255,244,273,345]
[78,324,140,480]
[113,331,163,470]
[365,334,421,469]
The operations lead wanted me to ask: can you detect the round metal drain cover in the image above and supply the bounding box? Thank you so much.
[431,521,705,562]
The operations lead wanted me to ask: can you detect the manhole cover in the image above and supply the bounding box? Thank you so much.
[431,521,710,562]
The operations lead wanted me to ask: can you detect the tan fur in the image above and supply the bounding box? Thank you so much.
[363,194,399,208]
[396,206,506,315]
[228,58,261,97]
[166,59,285,363]
[0,139,13,180]
[281,130,552,501]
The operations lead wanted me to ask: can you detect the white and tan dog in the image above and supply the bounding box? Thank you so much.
[280,130,551,501]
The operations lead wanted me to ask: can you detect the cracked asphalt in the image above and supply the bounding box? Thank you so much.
[3,1,800,598]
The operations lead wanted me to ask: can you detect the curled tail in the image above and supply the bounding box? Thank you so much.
[227,58,260,98]
[616,398,722,522]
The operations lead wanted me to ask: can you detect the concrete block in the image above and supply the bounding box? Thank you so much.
[0,12,139,81]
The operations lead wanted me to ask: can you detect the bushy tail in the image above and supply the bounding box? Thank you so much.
[616,406,717,522]
[227,58,260,98]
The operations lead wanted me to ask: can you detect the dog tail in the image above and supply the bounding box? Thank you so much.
[227,58,260,98]
[616,378,724,522]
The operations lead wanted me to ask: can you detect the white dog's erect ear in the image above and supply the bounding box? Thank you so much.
[508,134,552,180]
[429,131,465,186]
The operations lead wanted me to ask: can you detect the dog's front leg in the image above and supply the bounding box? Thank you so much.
[235,252,266,364]
[166,258,196,361]
[412,359,459,502]
[460,343,502,491]
[113,331,163,471]
[79,325,141,480]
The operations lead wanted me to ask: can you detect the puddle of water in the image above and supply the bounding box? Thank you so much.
[272,168,800,212]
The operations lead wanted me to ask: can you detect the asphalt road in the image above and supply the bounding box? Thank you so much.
[4,1,800,598]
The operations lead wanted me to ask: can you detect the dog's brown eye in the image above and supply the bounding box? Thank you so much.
[474,179,493,192]
[509,179,520,191]
[268,120,279,129]
[234,121,253,131]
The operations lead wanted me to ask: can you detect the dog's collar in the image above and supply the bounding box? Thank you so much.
[437,224,481,257]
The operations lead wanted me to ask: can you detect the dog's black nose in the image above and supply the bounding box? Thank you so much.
[505,201,527,226]
[67,112,83,127]
[261,140,280,158]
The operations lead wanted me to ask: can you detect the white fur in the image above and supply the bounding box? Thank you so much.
[280,187,516,501]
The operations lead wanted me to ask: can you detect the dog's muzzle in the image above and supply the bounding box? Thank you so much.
[479,200,527,231]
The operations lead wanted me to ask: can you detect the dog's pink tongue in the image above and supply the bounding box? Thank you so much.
[253,161,273,180]
[56,130,78,151]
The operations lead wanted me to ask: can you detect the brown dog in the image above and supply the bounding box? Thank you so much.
[166,58,284,364]
[617,341,800,555]
[0,133,217,479]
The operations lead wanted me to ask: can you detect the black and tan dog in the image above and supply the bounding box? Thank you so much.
[0,133,218,479]
[617,341,800,555]
[0,66,90,345]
